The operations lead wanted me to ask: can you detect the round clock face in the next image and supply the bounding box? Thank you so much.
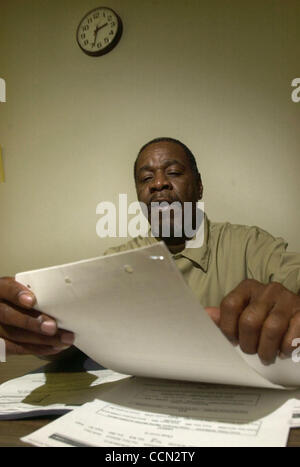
[76,7,123,56]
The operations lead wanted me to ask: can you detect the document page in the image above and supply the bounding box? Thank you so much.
[22,377,299,447]
[16,243,300,389]
[290,400,300,427]
[0,369,129,419]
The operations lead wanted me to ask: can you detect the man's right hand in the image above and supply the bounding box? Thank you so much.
[0,277,74,356]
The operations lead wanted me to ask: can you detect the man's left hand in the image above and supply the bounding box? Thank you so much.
[205,279,300,365]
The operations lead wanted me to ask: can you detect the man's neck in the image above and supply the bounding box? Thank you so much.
[167,243,186,254]
[161,238,186,254]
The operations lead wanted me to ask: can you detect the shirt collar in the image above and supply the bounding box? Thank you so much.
[146,213,211,272]
[172,214,211,272]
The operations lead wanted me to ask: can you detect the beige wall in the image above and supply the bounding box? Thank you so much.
[0,0,299,276]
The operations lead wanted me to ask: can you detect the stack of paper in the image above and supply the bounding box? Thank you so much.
[0,368,129,420]
[12,242,300,446]
[15,243,300,389]
[21,377,299,447]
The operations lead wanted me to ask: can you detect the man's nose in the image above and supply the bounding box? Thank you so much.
[149,173,171,193]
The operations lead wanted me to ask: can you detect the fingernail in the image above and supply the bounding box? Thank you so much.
[52,345,71,352]
[279,353,290,360]
[229,339,238,347]
[18,291,34,306]
[261,359,274,366]
[60,332,75,346]
[40,321,57,335]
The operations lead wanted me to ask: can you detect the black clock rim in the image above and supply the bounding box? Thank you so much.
[76,6,123,57]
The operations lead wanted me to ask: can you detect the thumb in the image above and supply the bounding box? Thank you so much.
[205,307,221,326]
[0,277,36,308]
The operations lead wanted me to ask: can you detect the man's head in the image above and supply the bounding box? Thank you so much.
[134,137,203,246]
[134,137,201,185]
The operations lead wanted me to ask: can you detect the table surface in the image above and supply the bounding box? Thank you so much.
[1,355,300,447]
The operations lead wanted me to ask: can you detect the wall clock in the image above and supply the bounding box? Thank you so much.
[76,7,123,56]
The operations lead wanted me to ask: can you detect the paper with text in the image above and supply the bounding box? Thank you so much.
[21,377,297,447]
[0,369,129,419]
[16,242,300,389]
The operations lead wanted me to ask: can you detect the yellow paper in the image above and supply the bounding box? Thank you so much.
[0,146,4,182]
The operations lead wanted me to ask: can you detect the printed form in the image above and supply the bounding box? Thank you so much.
[0,369,129,419]
[22,377,298,447]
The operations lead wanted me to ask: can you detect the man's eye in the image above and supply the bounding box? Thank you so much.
[168,172,181,176]
[141,176,152,182]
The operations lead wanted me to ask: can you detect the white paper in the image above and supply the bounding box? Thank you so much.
[0,369,129,420]
[15,242,300,389]
[21,377,298,447]
[290,400,300,427]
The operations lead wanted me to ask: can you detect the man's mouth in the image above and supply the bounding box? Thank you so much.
[148,199,177,213]
[146,198,185,221]
[153,202,171,213]
[150,196,173,203]
[149,195,180,206]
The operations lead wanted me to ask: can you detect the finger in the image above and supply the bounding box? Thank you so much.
[0,324,75,347]
[0,277,36,309]
[220,280,269,346]
[205,307,221,326]
[219,288,251,344]
[257,305,290,365]
[4,339,71,356]
[280,311,300,358]
[0,301,57,336]
[238,300,273,355]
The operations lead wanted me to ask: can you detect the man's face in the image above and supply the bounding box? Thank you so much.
[135,141,202,238]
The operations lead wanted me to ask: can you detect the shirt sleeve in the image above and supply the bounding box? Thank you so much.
[245,227,300,294]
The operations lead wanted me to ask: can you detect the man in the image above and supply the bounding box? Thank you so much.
[1,137,300,365]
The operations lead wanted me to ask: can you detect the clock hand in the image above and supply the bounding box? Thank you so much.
[98,22,108,30]
[92,23,108,46]
[92,26,100,46]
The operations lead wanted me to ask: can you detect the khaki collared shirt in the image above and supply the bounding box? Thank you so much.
[104,216,300,307]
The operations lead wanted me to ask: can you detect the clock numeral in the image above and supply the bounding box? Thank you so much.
[111,22,116,27]
[97,42,102,49]
[82,25,89,31]
[87,18,93,24]
[109,30,114,36]
[104,37,109,44]
[93,13,99,19]
[81,33,86,39]
[84,40,89,46]
[107,15,112,21]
